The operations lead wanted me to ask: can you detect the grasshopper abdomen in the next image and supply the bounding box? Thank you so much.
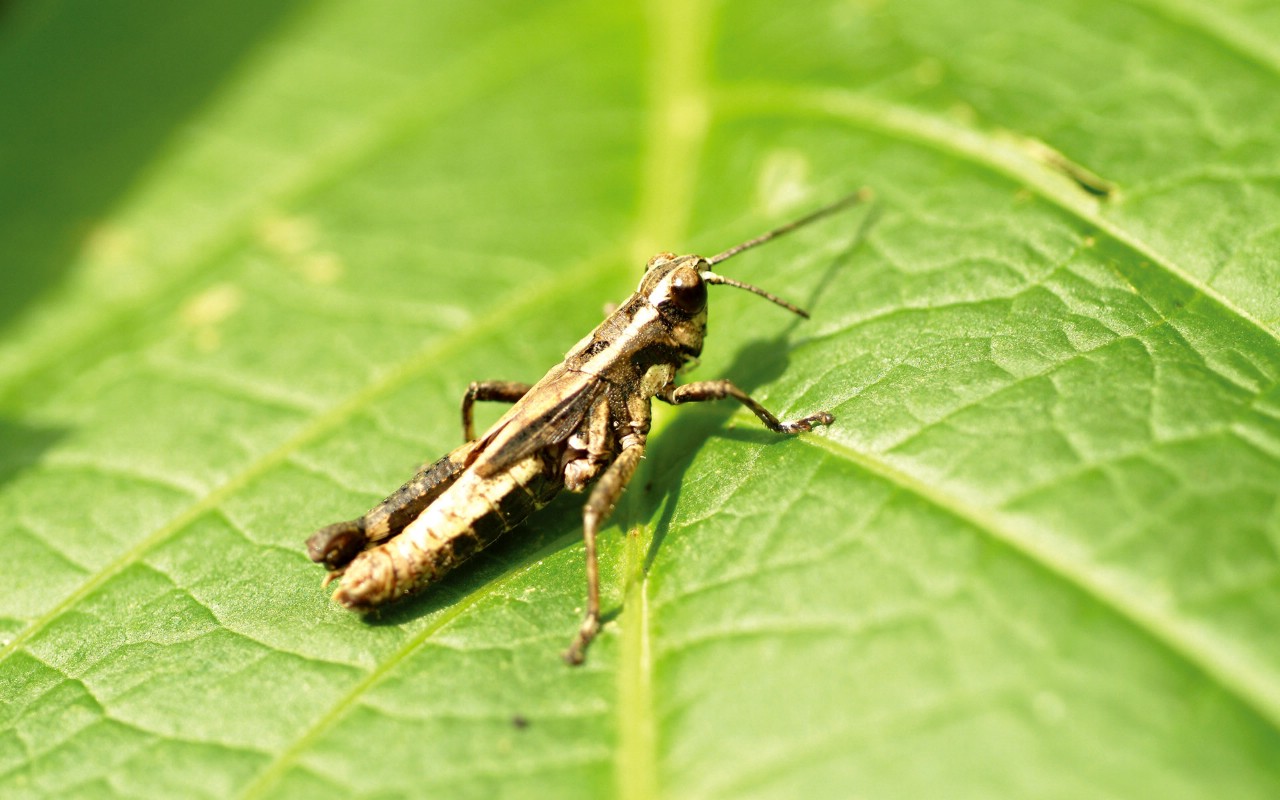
[331,447,566,610]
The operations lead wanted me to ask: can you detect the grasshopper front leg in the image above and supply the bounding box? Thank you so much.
[658,380,834,433]
[461,381,532,442]
[563,434,646,665]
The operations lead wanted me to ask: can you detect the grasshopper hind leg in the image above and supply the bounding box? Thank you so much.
[307,440,480,579]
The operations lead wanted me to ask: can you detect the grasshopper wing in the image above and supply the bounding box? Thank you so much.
[470,367,602,478]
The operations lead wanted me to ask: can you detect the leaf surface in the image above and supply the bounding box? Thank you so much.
[2,1,1279,798]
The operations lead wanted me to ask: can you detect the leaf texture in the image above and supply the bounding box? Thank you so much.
[1,1,1278,798]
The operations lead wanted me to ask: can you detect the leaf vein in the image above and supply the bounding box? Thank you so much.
[0,250,619,667]
[234,529,583,800]
[715,83,1280,343]
[795,430,1280,733]
[1122,0,1280,77]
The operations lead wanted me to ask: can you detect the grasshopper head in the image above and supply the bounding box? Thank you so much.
[637,254,711,358]
[641,254,709,317]
[641,251,810,321]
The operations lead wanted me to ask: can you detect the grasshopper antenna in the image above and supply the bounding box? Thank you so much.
[701,187,872,317]
[705,187,872,267]
[700,273,813,318]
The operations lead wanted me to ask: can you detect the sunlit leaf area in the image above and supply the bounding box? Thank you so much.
[2,1,1279,797]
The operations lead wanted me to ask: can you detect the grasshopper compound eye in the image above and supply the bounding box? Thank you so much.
[667,267,707,314]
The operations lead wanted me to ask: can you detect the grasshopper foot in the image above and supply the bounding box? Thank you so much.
[779,410,835,434]
[562,614,601,666]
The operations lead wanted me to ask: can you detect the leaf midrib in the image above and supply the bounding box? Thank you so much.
[7,0,1280,792]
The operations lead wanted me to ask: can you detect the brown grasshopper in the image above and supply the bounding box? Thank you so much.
[307,190,868,664]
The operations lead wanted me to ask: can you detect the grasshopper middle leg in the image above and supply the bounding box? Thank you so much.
[658,380,834,433]
[563,435,646,665]
[462,381,532,442]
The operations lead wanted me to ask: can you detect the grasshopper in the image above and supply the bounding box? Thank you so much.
[307,190,868,664]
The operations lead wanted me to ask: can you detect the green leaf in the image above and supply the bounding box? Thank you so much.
[3,0,1279,797]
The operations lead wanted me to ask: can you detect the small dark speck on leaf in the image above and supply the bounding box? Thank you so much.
[512,714,530,730]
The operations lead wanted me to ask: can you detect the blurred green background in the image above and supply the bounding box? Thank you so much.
[2,1,1279,798]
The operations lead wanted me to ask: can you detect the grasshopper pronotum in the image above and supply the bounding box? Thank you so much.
[308,190,869,664]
